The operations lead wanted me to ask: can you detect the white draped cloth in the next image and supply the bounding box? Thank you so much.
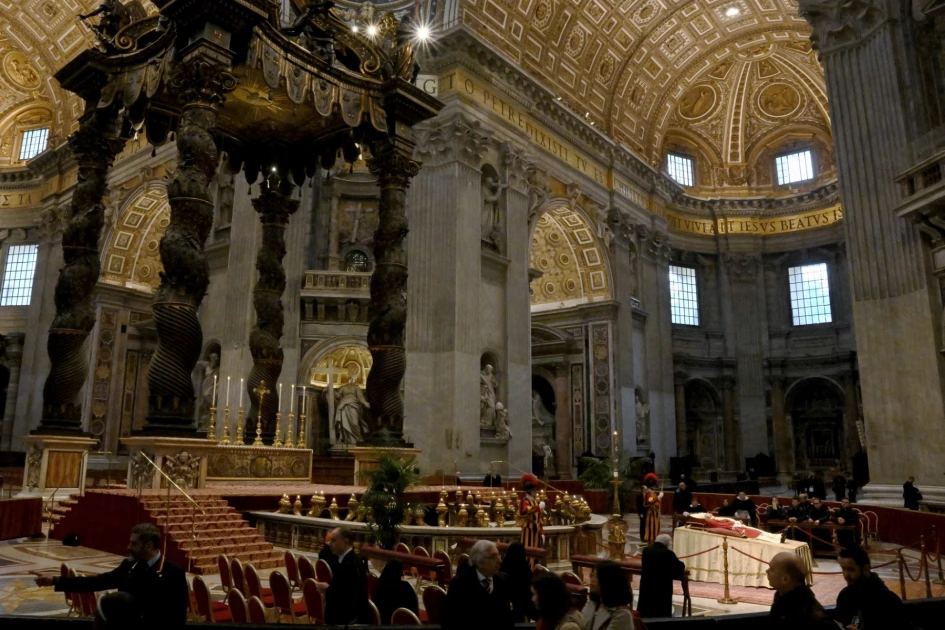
[674,526,813,589]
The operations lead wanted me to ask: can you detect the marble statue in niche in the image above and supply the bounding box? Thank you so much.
[635,388,650,445]
[532,390,556,426]
[480,364,498,427]
[480,165,506,249]
[217,173,235,227]
[194,345,220,429]
[334,368,370,445]
[494,402,511,440]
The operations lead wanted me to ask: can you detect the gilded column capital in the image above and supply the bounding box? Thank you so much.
[414,114,488,169]
[500,142,535,195]
[797,0,891,55]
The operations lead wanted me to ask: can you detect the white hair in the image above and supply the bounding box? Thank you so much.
[655,534,673,549]
[469,540,497,567]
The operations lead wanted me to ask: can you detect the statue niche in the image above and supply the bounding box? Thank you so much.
[480,164,507,252]
[480,357,510,442]
[193,343,221,430]
[635,387,650,446]
[531,376,557,476]
[334,364,371,446]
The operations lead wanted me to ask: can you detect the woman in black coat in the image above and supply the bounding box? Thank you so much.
[373,559,418,624]
[500,542,537,621]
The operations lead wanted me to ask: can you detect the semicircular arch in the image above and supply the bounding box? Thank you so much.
[100,182,169,293]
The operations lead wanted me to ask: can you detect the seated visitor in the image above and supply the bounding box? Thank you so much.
[809,497,831,524]
[716,499,736,517]
[683,497,706,515]
[581,560,637,630]
[766,552,831,630]
[832,498,861,549]
[833,547,904,629]
[789,494,812,522]
[766,497,789,521]
[731,491,757,525]
[531,573,585,630]
[442,540,513,630]
[500,542,536,621]
[637,534,686,619]
[34,523,187,629]
[373,559,418,624]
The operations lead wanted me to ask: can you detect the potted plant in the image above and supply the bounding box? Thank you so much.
[358,449,421,549]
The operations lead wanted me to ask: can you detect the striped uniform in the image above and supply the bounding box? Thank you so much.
[519,495,544,566]
[643,488,661,545]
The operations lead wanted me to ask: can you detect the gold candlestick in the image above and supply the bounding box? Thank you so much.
[273,411,284,448]
[206,405,217,442]
[252,380,270,447]
[235,406,245,445]
[285,412,295,448]
[220,406,231,445]
[297,412,306,448]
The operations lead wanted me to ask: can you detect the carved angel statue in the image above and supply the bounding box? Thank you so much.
[531,391,555,426]
[79,0,148,52]
[495,403,511,440]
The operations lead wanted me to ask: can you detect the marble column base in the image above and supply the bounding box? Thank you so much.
[858,484,945,509]
[18,435,97,499]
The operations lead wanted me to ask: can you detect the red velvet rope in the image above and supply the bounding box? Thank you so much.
[676,545,721,560]
[898,552,926,583]
[729,546,771,564]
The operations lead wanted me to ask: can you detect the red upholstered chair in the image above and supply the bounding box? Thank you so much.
[412,546,430,557]
[229,557,246,595]
[244,563,275,606]
[532,564,550,575]
[366,600,381,625]
[227,588,249,624]
[217,555,232,592]
[391,607,422,625]
[284,550,302,591]
[394,542,410,554]
[247,596,268,624]
[367,571,378,600]
[433,550,453,584]
[78,591,97,618]
[561,571,584,588]
[269,570,307,623]
[193,575,232,623]
[297,555,316,583]
[301,578,325,624]
[422,584,447,625]
[315,558,333,584]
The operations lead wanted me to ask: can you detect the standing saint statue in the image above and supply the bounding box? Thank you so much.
[334,373,370,445]
[197,351,219,429]
[480,364,498,427]
[495,402,511,439]
[635,391,650,445]
[480,173,507,242]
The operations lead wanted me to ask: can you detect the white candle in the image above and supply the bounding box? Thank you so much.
[290,384,296,414]
[226,376,231,407]
[279,382,283,412]
[212,374,218,406]
[240,378,244,407]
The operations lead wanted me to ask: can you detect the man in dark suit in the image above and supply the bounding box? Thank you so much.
[316,527,369,624]
[903,476,923,510]
[35,523,187,628]
[637,534,686,619]
[442,540,513,630]
[832,497,861,549]
[672,482,692,516]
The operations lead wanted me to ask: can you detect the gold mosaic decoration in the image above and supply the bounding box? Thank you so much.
[310,344,373,389]
[100,185,169,293]
[530,206,611,311]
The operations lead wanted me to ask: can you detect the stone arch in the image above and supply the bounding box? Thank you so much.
[785,377,846,473]
[684,378,722,469]
[100,183,170,293]
[529,200,613,312]
[0,101,54,168]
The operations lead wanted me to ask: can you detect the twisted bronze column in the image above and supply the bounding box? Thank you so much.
[145,60,235,434]
[365,139,419,444]
[37,108,124,434]
[246,178,298,442]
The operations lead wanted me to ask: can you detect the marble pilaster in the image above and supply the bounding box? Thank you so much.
[0,333,24,451]
[674,372,687,456]
[721,376,738,471]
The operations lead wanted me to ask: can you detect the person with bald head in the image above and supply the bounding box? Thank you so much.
[637,533,686,619]
[766,552,832,630]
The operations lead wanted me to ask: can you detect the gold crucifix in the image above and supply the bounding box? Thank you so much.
[252,380,271,446]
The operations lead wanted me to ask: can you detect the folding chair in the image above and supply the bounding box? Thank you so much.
[301,578,325,624]
[269,570,307,623]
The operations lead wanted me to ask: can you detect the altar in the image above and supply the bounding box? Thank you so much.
[674,526,813,588]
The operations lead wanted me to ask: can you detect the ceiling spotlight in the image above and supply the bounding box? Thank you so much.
[351,25,359,33]
[556,96,561,101]
[366,24,378,37]
[415,25,431,42]
[725,6,740,17]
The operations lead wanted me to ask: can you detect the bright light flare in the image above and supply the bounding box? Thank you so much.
[725,6,740,17]
[366,24,378,37]
[415,25,431,42]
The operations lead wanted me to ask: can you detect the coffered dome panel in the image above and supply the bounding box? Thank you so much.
[459,0,832,195]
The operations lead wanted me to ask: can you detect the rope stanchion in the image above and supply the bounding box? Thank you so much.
[716,538,737,605]
[922,536,933,599]
[933,525,945,586]
[898,552,908,601]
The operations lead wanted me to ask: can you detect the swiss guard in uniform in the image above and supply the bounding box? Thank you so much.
[519,473,544,566]
[642,472,664,545]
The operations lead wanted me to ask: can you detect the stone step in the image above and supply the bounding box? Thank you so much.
[143,505,235,517]
[178,534,267,550]
[192,555,283,575]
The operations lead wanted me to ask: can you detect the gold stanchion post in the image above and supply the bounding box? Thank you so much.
[717,537,737,604]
